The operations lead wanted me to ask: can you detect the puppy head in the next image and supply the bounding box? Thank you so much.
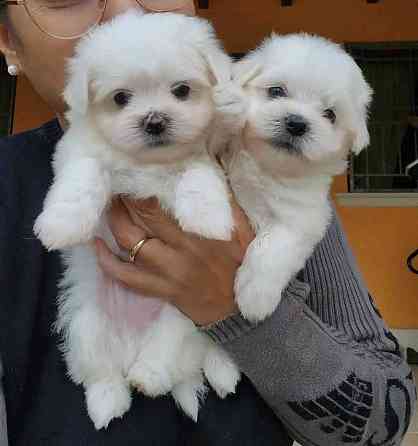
[234,33,373,174]
[63,11,231,161]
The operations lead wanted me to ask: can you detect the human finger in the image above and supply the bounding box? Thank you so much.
[94,238,176,300]
[121,196,192,250]
[108,197,174,267]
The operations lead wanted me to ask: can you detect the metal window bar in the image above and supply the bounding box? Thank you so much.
[345,42,418,192]
[351,122,418,192]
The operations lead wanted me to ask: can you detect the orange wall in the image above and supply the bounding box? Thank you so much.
[199,0,418,52]
[13,0,418,327]
[331,179,418,329]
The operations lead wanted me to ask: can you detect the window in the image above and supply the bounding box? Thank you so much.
[345,42,418,193]
[0,55,16,136]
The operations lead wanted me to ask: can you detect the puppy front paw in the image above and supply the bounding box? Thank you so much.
[176,198,233,240]
[213,81,247,134]
[235,265,283,323]
[86,379,132,430]
[127,359,173,398]
[34,203,99,250]
[175,166,233,240]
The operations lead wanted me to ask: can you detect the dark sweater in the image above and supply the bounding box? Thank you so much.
[0,120,416,446]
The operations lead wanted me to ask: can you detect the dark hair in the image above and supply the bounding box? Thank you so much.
[0,5,7,24]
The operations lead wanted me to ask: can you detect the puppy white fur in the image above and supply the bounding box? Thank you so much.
[216,33,373,322]
[34,11,240,429]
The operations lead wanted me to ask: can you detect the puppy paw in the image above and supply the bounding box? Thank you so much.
[34,204,99,250]
[171,375,206,422]
[235,266,283,323]
[176,200,233,240]
[127,360,173,398]
[204,348,240,399]
[213,81,247,134]
[213,81,246,116]
[175,166,233,240]
[86,379,131,430]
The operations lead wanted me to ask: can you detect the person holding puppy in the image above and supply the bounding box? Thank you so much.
[0,1,415,445]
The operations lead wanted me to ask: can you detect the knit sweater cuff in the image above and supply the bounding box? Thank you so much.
[202,278,311,344]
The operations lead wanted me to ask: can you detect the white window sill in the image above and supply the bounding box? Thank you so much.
[336,193,418,207]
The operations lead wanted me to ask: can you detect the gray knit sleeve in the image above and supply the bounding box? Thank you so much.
[203,207,417,446]
[0,359,8,446]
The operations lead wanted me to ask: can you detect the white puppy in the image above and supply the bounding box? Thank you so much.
[34,11,240,429]
[216,34,373,322]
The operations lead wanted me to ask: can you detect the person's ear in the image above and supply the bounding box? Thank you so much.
[0,24,22,72]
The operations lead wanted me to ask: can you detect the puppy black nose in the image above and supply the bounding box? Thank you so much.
[143,112,168,136]
[285,114,309,137]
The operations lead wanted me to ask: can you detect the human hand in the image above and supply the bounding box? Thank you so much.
[94,195,254,326]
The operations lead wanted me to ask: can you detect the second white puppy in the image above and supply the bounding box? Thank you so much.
[217,34,373,322]
[34,11,240,429]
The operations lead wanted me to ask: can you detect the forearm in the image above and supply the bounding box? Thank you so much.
[205,288,416,446]
[203,207,417,445]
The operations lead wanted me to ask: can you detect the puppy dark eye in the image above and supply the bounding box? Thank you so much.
[324,109,336,124]
[114,91,132,107]
[172,84,191,100]
[268,86,287,99]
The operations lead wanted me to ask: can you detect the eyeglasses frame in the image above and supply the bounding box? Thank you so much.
[0,0,189,39]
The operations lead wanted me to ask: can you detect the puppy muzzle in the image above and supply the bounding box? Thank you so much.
[142,112,170,136]
[270,114,311,155]
[285,114,310,137]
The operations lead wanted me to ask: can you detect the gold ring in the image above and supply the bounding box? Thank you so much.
[129,237,153,263]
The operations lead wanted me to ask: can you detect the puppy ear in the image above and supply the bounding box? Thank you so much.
[185,17,232,85]
[352,77,373,154]
[352,119,370,154]
[63,54,93,115]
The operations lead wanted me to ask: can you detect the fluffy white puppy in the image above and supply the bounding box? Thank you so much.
[34,11,240,429]
[216,33,373,322]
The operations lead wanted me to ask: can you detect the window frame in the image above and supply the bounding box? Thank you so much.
[343,41,418,201]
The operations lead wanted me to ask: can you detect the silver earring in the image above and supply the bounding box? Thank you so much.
[7,65,19,76]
